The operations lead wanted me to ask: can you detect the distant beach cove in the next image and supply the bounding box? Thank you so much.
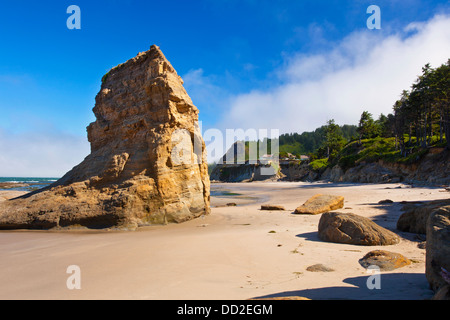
[0,177,59,191]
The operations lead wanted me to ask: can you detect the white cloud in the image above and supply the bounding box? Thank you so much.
[182,68,229,113]
[0,130,90,177]
[218,14,450,135]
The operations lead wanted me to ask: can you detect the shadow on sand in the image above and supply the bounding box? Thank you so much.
[252,272,434,300]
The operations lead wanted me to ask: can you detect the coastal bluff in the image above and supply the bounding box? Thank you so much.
[0,45,210,230]
[211,147,450,185]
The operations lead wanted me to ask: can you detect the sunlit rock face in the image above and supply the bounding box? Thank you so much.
[0,45,210,230]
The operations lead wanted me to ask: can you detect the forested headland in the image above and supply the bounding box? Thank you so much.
[209,60,449,180]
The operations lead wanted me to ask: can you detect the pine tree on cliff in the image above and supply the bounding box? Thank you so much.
[324,119,345,159]
[357,111,378,144]
[431,59,450,148]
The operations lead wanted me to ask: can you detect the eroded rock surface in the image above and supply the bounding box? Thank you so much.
[426,205,450,292]
[397,199,450,234]
[358,250,411,271]
[0,45,210,230]
[318,212,400,246]
[294,194,344,215]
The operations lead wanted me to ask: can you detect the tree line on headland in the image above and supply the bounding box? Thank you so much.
[280,60,449,165]
[208,60,449,175]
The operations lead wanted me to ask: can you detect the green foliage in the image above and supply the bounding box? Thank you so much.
[392,60,450,150]
[220,61,448,171]
[395,148,429,165]
[336,140,362,170]
[357,111,378,140]
[309,158,329,171]
[279,142,304,156]
[329,60,449,169]
[333,135,441,169]
[355,137,398,163]
[324,119,347,159]
[101,70,111,83]
[278,124,357,156]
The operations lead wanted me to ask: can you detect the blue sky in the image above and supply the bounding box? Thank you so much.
[0,0,449,176]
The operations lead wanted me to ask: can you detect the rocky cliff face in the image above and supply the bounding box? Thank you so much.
[209,141,281,182]
[278,148,450,185]
[0,45,210,230]
[322,149,450,185]
[210,163,279,182]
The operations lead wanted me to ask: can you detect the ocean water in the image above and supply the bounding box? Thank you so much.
[0,177,59,191]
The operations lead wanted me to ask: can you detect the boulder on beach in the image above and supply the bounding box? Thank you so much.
[426,205,450,292]
[0,45,210,230]
[318,212,400,246]
[358,250,411,271]
[294,194,344,215]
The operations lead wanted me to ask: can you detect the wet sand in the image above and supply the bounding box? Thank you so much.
[0,181,449,300]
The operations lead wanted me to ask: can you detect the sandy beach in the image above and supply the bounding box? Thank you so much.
[0,181,449,300]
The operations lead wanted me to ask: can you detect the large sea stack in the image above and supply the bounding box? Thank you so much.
[0,45,210,230]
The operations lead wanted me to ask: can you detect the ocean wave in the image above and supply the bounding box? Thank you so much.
[0,177,60,185]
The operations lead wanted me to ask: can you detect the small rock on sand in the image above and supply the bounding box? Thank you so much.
[306,264,335,272]
[261,205,285,211]
[359,250,411,271]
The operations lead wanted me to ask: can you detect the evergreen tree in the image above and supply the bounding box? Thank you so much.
[323,119,346,159]
[357,111,378,143]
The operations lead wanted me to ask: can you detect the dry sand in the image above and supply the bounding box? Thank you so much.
[0,181,449,300]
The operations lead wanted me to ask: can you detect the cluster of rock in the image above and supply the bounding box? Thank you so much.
[282,149,450,185]
[291,193,450,299]
[0,45,210,230]
[395,199,450,298]
[212,148,450,185]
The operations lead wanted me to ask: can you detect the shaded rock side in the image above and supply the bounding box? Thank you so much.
[0,45,210,230]
[294,194,344,215]
[210,163,279,182]
[318,212,400,246]
[260,205,285,211]
[426,205,450,292]
[432,284,450,300]
[397,199,450,234]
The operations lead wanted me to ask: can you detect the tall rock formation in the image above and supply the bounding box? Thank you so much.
[0,45,210,230]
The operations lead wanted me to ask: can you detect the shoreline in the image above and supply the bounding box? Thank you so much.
[0,181,449,299]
